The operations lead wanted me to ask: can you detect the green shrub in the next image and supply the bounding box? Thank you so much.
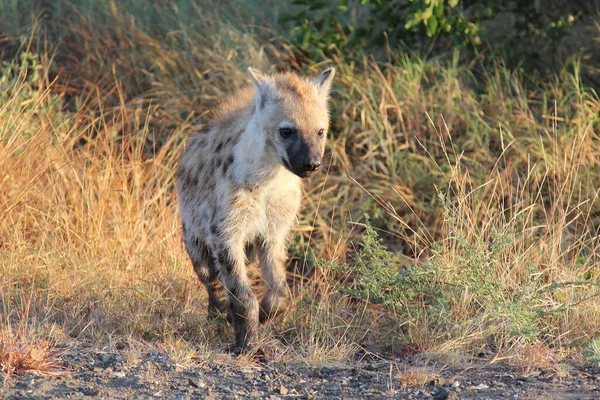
[0,52,73,140]
[323,203,552,352]
[280,0,578,72]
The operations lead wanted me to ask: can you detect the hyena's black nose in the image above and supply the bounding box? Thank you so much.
[304,158,321,172]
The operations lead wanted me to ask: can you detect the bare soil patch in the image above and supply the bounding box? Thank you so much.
[2,341,600,399]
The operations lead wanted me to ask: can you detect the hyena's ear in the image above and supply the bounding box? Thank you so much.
[313,67,336,102]
[247,67,275,110]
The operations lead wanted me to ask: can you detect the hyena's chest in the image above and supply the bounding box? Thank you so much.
[230,175,302,241]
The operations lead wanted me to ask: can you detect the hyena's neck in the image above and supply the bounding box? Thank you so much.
[230,111,284,188]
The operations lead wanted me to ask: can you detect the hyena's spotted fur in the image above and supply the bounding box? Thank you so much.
[177,67,335,351]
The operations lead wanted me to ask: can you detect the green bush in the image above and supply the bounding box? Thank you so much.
[0,52,73,140]
[322,208,547,351]
[281,0,578,71]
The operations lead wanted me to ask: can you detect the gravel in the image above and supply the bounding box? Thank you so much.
[2,343,600,399]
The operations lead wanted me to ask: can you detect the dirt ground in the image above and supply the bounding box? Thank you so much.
[2,341,600,400]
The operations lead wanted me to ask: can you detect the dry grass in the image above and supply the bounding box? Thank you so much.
[396,365,441,388]
[507,344,561,374]
[0,333,60,378]
[0,288,64,378]
[1,0,600,375]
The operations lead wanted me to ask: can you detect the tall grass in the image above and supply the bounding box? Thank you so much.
[1,0,600,370]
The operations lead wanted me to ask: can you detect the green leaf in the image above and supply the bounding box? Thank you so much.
[301,29,311,48]
[309,1,328,11]
[421,7,432,20]
[404,14,420,30]
[435,2,444,18]
[428,15,438,36]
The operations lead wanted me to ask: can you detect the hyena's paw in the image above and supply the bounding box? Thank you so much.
[226,343,266,362]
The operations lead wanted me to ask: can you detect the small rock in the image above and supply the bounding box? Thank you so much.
[474,383,489,390]
[279,385,288,395]
[101,354,110,364]
[217,385,233,393]
[80,387,99,396]
[431,387,450,400]
[112,371,126,379]
[326,383,338,391]
[451,381,460,388]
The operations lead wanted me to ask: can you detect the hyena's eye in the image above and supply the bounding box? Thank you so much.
[318,129,325,137]
[279,127,295,138]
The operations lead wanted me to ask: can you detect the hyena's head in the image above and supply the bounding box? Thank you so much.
[247,67,335,178]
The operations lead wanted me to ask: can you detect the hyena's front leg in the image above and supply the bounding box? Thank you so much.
[213,242,259,351]
[191,256,229,321]
[184,234,229,320]
[258,237,292,323]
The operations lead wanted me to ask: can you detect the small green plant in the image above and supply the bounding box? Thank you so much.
[583,337,600,366]
[0,52,72,140]
[280,0,356,61]
[1,52,44,100]
[376,0,480,44]
[322,217,445,314]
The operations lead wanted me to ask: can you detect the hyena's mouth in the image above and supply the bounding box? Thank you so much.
[297,170,316,178]
[281,157,315,178]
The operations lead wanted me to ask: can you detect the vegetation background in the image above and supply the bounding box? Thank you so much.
[2,0,600,376]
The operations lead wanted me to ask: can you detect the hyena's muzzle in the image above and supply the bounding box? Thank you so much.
[285,135,323,178]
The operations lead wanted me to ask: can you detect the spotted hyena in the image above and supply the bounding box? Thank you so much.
[177,67,335,352]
